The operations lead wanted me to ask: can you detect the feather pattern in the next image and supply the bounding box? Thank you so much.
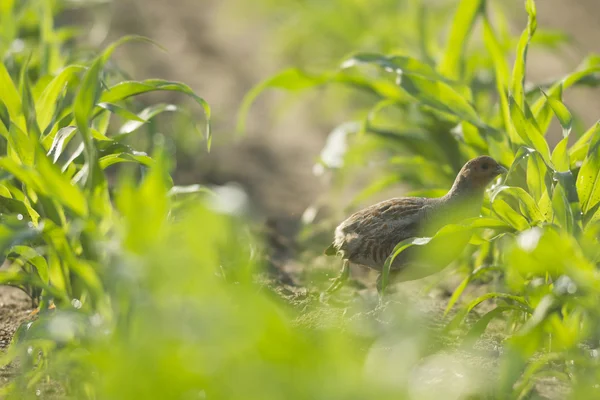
[325,156,507,279]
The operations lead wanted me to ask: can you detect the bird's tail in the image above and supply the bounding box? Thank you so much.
[324,243,337,256]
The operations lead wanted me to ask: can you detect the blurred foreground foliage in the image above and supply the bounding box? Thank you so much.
[1,0,600,399]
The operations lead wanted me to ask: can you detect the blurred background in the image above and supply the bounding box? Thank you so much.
[63,0,600,240]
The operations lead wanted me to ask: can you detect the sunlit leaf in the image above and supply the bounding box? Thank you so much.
[509,96,551,163]
[576,133,600,215]
[36,65,84,133]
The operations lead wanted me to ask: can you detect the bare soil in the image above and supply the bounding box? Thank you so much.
[0,287,34,387]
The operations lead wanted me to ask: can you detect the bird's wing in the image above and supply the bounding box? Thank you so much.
[330,197,430,260]
[342,197,428,234]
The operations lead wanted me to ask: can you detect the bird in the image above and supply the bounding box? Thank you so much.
[323,155,507,294]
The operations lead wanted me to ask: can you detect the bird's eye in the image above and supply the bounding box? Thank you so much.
[481,163,489,170]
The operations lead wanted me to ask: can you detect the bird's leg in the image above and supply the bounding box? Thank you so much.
[325,259,350,293]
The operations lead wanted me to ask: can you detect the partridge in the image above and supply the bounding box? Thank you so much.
[324,156,507,293]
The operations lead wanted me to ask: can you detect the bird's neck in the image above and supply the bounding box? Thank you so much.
[442,176,486,209]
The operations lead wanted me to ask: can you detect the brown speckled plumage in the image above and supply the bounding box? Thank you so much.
[324,156,507,292]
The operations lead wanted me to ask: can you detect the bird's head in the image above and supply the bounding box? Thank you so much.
[451,156,507,193]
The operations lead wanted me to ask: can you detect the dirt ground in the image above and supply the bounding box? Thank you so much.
[0,287,34,386]
[1,0,599,397]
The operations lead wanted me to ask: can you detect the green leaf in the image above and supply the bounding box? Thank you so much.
[342,53,438,79]
[531,59,600,115]
[8,124,35,166]
[342,53,472,99]
[0,149,88,217]
[461,306,523,346]
[483,16,520,144]
[533,84,562,137]
[36,65,84,132]
[552,182,574,232]
[492,198,531,230]
[542,90,572,134]
[556,171,582,233]
[168,184,214,197]
[491,186,546,223]
[399,74,484,128]
[551,137,570,173]
[118,103,178,135]
[237,68,327,135]
[444,265,503,316]
[526,152,548,202]
[509,96,551,163]
[438,0,485,80]
[99,152,153,169]
[465,292,531,315]
[47,126,77,163]
[100,80,211,149]
[19,60,42,139]
[510,0,537,108]
[8,246,49,284]
[97,102,146,122]
[0,62,25,131]
[0,100,10,133]
[576,135,600,215]
[381,219,505,296]
[74,35,159,194]
[570,121,600,164]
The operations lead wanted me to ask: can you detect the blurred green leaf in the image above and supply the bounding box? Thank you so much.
[238,68,327,134]
[99,152,153,169]
[8,245,49,284]
[97,102,146,123]
[0,62,24,131]
[483,16,521,145]
[36,65,84,133]
[100,79,211,149]
[438,0,484,80]
[118,104,178,135]
[510,0,537,108]
[399,74,483,127]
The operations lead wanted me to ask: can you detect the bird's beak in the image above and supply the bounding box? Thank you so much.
[495,164,508,176]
